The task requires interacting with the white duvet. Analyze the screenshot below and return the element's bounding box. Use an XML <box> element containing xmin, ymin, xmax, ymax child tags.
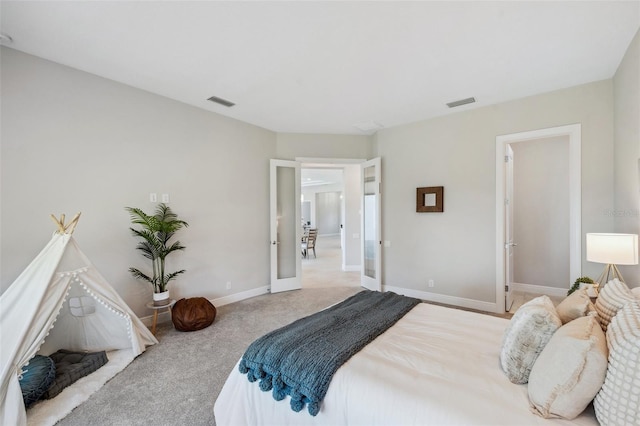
<box><xmin>214</xmin><ymin>303</ymin><xmax>598</xmax><ymax>426</ymax></box>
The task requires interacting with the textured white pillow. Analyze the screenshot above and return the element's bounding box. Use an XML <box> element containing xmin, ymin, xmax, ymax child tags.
<box><xmin>594</xmin><ymin>300</ymin><xmax>640</xmax><ymax>426</ymax></box>
<box><xmin>500</xmin><ymin>295</ymin><xmax>562</xmax><ymax>384</ymax></box>
<box><xmin>528</xmin><ymin>315</ymin><xmax>608</xmax><ymax>419</ymax></box>
<box><xmin>595</xmin><ymin>279</ymin><xmax>635</xmax><ymax>331</ymax></box>
<box><xmin>631</xmin><ymin>286</ymin><xmax>640</xmax><ymax>299</ymax></box>
<box><xmin>556</xmin><ymin>287</ymin><xmax>596</xmax><ymax>324</ymax></box>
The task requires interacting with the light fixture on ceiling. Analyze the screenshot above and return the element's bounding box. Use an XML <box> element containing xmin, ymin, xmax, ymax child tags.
<box><xmin>353</xmin><ymin>120</ymin><xmax>383</xmax><ymax>133</ymax></box>
<box><xmin>446</xmin><ymin>97</ymin><xmax>476</xmax><ymax>108</ymax></box>
<box><xmin>207</xmin><ymin>95</ymin><xmax>235</xmax><ymax>107</ymax></box>
<box><xmin>0</xmin><ymin>33</ymin><xmax>13</xmax><ymax>44</ymax></box>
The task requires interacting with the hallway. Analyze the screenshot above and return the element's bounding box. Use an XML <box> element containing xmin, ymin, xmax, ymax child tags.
<box><xmin>302</xmin><ymin>235</ymin><xmax>360</xmax><ymax>288</ymax></box>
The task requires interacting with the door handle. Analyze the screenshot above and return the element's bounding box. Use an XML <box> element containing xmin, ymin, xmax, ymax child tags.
<box><xmin>272</xmin><ymin>241</ymin><xmax>280</xmax><ymax>245</ymax></box>
<box><xmin>504</xmin><ymin>242</ymin><xmax>518</xmax><ymax>249</ymax></box>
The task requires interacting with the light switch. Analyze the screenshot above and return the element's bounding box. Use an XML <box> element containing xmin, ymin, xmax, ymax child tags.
<box><xmin>161</xmin><ymin>194</ymin><xmax>170</xmax><ymax>203</ymax></box>
<box><xmin>149</xmin><ymin>193</ymin><xmax>157</xmax><ymax>202</ymax></box>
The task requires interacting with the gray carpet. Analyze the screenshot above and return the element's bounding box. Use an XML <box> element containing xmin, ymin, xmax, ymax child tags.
<box><xmin>56</xmin><ymin>286</ymin><xmax>362</xmax><ymax>426</ymax></box>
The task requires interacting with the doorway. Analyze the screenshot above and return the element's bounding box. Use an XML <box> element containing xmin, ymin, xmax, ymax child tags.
<box><xmin>496</xmin><ymin>124</ymin><xmax>581</xmax><ymax>313</ymax></box>
<box><xmin>299</xmin><ymin>160</ymin><xmax>363</xmax><ymax>289</ymax></box>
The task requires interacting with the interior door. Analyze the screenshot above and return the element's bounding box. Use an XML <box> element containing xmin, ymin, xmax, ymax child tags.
<box><xmin>361</xmin><ymin>158</ymin><xmax>381</xmax><ymax>291</ymax></box>
<box><xmin>505</xmin><ymin>145</ymin><xmax>515</xmax><ymax>311</ymax></box>
<box><xmin>270</xmin><ymin>159</ymin><xmax>302</xmax><ymax>293</ymax></box>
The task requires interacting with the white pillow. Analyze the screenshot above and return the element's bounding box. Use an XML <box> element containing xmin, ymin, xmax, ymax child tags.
<box><xmin>528</xmin><ymin>315</ymin><xmax>608</xmax><ymax>419</ymax></box>
<box><xmin>556</xmin><ymin>287</ymin><xmax>596</xmax><ymax>324</ymax></box>
<box><xmin>594</xmin><ymin>300</ymin><xmax>640</xmax><ymax>426</ymax></box>
<box><xmin>631</xmin><ymin>286</ymin><xmax>640</xmax><ymax>299</ymax></box>
<box><xmin>595</xmin><ymin>279</ymin><xmax>635</xmax><ymax>331</ymax></box>
<box><xmin>500</xmin><ymin>295</ymin><xmax>562</xmax><ymax>384</ymax></box>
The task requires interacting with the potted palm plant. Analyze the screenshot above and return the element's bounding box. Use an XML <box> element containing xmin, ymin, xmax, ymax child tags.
<box><xmin>126</xmin><ymin>203</ymin><xmax>189</xmax><ymax>306</ymax></box>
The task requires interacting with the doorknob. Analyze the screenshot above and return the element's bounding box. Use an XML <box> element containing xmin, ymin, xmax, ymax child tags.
<box><xmin>504</xmin><ymin>242</ymin><xmax>518</xmax><ymax>249</ymax></box>
<box><xmin>272</xmin><ymin>241</ymin><xmax>280</xmax><ymax>245</ymax></box>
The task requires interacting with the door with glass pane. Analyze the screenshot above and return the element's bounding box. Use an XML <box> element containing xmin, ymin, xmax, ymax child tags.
<box><xmin>361</xmin><ymin>158</ymin><xmax>381</xmax><ymax>291</ymax></box>
<box><xmin>270</xmin><ymin>159</ymin><xmax>302</xmax><ymax>293</ymax></box>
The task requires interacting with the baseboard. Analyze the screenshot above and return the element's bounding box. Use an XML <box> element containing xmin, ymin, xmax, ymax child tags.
<box><xmin>211</xmin><ymin>286</ymin><xmax>270</xmax><ymax>307</ymax></box>
<box><xmin>342</xmin><ymin>264</ymin><xmax>360</xmax><ymax>272</ymax></box>
<box><xmin>140</xmin><ymin>286</ymin><xmax>270</xmax><ymax>326</ymax></box>
<box><xmin>512</xmin><ymin>282</ymin><xmax>568</xmax><ymax>298</ymax></box>
<box><xmin>383</xmin><ymin>285</ymin><xmax>500</xmax><ymax>314</ymax></box>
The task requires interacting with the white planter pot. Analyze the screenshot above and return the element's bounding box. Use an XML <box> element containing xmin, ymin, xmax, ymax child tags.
<box><xmin>153</xmin><ymin>290</ymin><xmax>170</xmax><ymax>306</ymax></box>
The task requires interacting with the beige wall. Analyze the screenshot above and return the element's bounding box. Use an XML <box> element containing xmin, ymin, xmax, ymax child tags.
<box><xmin>375</xmin><ymin>80</ymin><xmax>614</xmax><ymax>303</ymax></box>
<box><xmin>512</xmin><ymin>136</ymin><xmax>570</xmax><ymax>288</ymax></box>
<box><xmin>276</xmin><ymin>133</ymin><xmax>371</xmax><ymax>160</ymax></box>
<box><xmin>613</xmin><ymin>29</ymin><xmax>640</xmax><ymax>287</ymax></box>
<box><xmin>0</xmin><ymin>47</ymin><xmax>277</xmax><ymax>316</ymax></box>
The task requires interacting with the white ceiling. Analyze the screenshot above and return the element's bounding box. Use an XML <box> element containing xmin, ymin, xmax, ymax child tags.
<box><xmin>1</xmin><ymin>1</ymin><xmax>639</xmax><ymax>135</ymax></box>
<box><xmin>301</xmin><ymin>168</ymin><xmax>344</xmax><ymax>188</ymax></box>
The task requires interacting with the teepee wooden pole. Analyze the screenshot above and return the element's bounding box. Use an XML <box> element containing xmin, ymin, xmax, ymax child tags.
<box><xmin>50</xmin><ymin>214</ymin><xmax>66</xmax><ymax>233</ymax></box>
<box><xmin>50</xmin><ymin>212</ymin><xmax>82</xmax><ymax>234</ymax></box>
<box><xmin>65</xmin><ymin>212</ymin><xmax>81</xmax><ymax>234</ymax></box>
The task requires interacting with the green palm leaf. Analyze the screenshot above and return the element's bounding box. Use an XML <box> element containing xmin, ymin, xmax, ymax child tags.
<box><xmin>125</xmin><ymin>203</ymin><xmax>188</xmax><ymax>293</ymax></box>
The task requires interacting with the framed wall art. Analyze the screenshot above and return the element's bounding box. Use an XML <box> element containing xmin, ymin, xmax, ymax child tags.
<box><xmin>416</xmin><ymin>186</ymin><xmax>444</xmax><ymax>213</ymax></box>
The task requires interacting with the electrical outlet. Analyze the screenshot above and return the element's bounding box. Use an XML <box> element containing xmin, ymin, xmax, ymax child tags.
<box><xmin>161</xmin><ymin>193</ymin><xmax>170</xmax><ymax>203</ymax></box>
<box><xmin>226</xmin><ymin>281</ymin><xmax>231</xmax><ymax>290</ymax></box>
<box><xmin>428</xmin><ymin>279</ymin><xmax>435</xmax><ymax>288</ymax></box>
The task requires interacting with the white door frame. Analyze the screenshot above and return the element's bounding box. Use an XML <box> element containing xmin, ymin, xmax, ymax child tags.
<box><xmin>495</xmin><ymin>124</ymin><xmax>581</xmax><ymax>313</ymax></box>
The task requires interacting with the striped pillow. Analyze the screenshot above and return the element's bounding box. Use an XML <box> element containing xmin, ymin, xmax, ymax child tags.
<box><xmin>595</xmin><ymin>279</ymin><xmax>635</xmax><ymax>331</ymax></box>
<box><xmin>594</xmin><ymin>300</ymin><xmax>640</xmax><ymax>426</ymax></box>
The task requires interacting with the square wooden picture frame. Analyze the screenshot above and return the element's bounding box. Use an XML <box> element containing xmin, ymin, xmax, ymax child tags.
<box><xmin>416</xmin><ymin>186</ymin><xmax>444</xmax><ymax>212</ymax></box>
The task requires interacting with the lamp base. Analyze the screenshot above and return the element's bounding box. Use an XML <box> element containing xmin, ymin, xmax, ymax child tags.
<box><xmin>594</xmin><ymin>264</ymin><xmax>626</xmax><ymax>295</ymax></box>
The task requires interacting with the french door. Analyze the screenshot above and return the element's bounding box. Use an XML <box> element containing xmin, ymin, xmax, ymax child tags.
<box><xmin>269</xmin><ymin>159</ymin><xmax>302</xmax><ymax>293</ymax></box>
<box><xmin>361</xmin><ymin>158</ymin><xmax>381</xmax><ymax>291</ymax></box>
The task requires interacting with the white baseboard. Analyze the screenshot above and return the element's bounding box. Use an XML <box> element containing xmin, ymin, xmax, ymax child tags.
<box><xmin>384</xmin><ymin>285</ymin><xmax>500</xmax><ymax>314</ymax></box>
<box><xmin>512</xmin><ymin>282</ymin><xmax>568</xmax><ymax>298</ymax></box>
<box><xmin>140</xmin><ymin>286</ymin><xmax>270</xmax><ymax>326</ymax></box>
<box><xmin>211</xmin><ymin>286</ymin><xmax>270</xmax><ymax>307</ymax></box>
<box><xmin>342</xmin><ymin>264</ymin><xmax>360</xmax><ymax>272</ymax></box>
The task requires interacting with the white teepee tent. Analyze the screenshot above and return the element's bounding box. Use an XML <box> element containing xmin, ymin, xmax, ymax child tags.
<box><xmin>0</xmin><ymin>214</ymin><xmax>158</xmax><ymax>425</ymax></box>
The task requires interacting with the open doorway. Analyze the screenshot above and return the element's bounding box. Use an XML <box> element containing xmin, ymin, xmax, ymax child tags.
<box><xmin>300</xmin><ymin>163</ymin><xmax>362</xmax><ymax>289</ymax></box>
<box><xmin>496</xmin><ymin>124</ymin><xmax>581</xmax><ymax>313</ymax></box>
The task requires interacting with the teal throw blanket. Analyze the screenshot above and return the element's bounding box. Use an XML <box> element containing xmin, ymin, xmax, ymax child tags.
<box><xmin>238</xmin><ymin>290</ymin><xmax>421</xmax><ymax>416</ymax></box>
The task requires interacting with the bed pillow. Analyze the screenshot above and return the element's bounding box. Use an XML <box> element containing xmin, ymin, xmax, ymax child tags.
<box><xmin>594</xmin><ymin>300</ymin><xmax>640</xmax><ymax>426</ymax></box>
<box><xmin>555</xmin><ymin>287</ymin><xmax>596</xmax><ymax>324</ymax></box>
<box><xmin>18</xmin><ymin>355</ymin><xmax>56</xmax><ymax>407</ymax></box>
<box><xmin>500</xmin><ymin>295</ymin><xmax>562</xmax><ymax>384</ymax></box>
<box><xmin>631</xmin><ymin>286</ymin><xmax>640</xmax><ymax>299</ymax></box>
<box><xmin>528</xmin><ymin>315</ymin><xmax>607</xmax><ymax>419</ymax></box>
<box><xmin>595</xmin><ymin>278</ymin><xmax>635</xmax><ymax>331</ymax></box>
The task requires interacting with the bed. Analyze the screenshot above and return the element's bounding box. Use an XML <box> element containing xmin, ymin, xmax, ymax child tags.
<box><xmin>214</xmin><ymin>296</ymin><xmax>599</xmax><ymax>426</ymax></box>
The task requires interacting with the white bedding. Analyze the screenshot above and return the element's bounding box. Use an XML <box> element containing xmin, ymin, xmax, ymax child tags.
<box><xmin>214</xmin><ymin>303</ymin><xmax>598</xmax><ymax>425</ymax></box>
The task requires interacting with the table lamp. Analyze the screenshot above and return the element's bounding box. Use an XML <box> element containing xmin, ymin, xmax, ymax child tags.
<box><xmin>586</xmin><ymin>233</ymin><xmax>638</xmax><ymax>290</ymax></box>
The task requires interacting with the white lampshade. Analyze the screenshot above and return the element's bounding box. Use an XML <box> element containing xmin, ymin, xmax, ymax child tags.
<box><xmin>586</xmin><ymin>233</ymin><xmax>639</xmax><ymax>265</ymax></box>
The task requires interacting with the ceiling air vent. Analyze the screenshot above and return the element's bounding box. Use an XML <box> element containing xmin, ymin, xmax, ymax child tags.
<box><xmin>446</xmin><ymin>97</ymin><xmax>476</xmax><ymax>108</ymax></box>
<box><xmin>207</xmin><ymin>95</ymin><xmax>235</xmax><ymax>107</ymax></box>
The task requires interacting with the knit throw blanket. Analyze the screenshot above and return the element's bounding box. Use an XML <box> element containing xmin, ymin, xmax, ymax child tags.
<box><xmin>238</xmin><ymin>290</ymin><xmax>421</xmax><ymax>416</ymax></box>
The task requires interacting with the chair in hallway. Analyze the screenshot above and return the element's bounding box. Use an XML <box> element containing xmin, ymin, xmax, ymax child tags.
<box><xmin>301</xmin><ymin>228</ymin><xmax>318</xmax><ymax>258</ymax></box>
